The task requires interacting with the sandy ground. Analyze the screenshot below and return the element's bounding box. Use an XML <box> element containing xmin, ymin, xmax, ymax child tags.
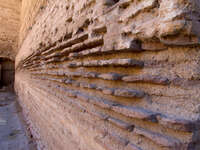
<box><xmin>0</xmin><ymin>91</ymin><xmax>36</xmax><ymax>150</ymax></box>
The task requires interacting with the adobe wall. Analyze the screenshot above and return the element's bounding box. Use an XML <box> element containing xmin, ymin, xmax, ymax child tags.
<box><xmin>15</xmin><ymin>0</ymin><xmax>200</xmax><ymax>150</ymax></box>
<box><xmin>0</xmin><ymin>0</ymin><xmax>21</xmax><ymax>60</ymax></box>
<box><xmin>19</xmin><ymin>0</ymin><xmax>47</xmax><ymax>46</ymax></box>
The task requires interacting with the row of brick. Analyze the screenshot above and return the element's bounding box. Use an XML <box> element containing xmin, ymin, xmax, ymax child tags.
<box><xmin>30</xmin><ymin>78</ymin><xmax>184</xmax><ymax>149</ymax></box>
<box><xmin>31</xmin><ymin>75</ymin><xmax>199</xmax><ymax>133</ymax></box>
<box><xmin>31</xmin><ymin>69</ymin><xmax>170</xmax><ymax>85</ymax></box>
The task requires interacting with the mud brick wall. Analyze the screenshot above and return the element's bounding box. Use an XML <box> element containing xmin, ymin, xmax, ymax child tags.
<box><xmin>15</xmin><ymin>0</ymin><xmax>200</xmax><ymax>150</ymax></box>
<box><xmin>0</xmin><ymin>0</ymin><xmax>21</xmax><ymax>59</ymax></box>
<box><xmin>19</xmin><ymin>0</ymin><xmax>47</xmax><ymax>46</ymax></box>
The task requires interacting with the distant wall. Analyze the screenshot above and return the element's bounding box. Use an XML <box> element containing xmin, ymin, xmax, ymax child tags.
<box><xmin>0</xmin><ymin>0</ymin><xmax>21</xmax><ymax>59</ymax></box>
<box><xmin>19</xmin><ymin>0</ymin><xmax>46</xmax><ymax>46</ymax></box>
<box><xmin>0</xmin><ymin>58</ymin><xmax>15</xmax><ymax>86</ymax></box>
<box><xmin>16</xmin><ymin>0</ymin><xmax>200</xmax><ymax>150</ymax></box>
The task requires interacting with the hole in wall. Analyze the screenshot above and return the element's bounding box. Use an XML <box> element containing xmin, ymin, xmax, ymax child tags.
<box><xmin>104</xmin><ymin>0</ymin><xmax>120</xmax><ymax>6</ymax></box>
<box><xmin>113</xmin><ymin>0</ymin><xmax>120</xmax><ymax>3</ymax></box>
<box><xmin>0</xmin><ymin>58</ymin><xmax>15</xmax><ymax>90</ymax></box>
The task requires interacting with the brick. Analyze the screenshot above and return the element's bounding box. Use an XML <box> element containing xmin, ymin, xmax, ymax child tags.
<box><xmin>68</xmin><ymin>59</ymin><xmax>144</xmax><ymax>68</ymax></box>
<box><xmin>102</xmin><ymin>88</ymin><xmax>115</xmax><ymax>95</ymax></box>
<box><xmin>107</xmin><ymin>133</ymin><xmax>129</xmax><ymax>147</ymax></box>
<box><xmin>116</xmin><ymin>39</ymin><xmax>142</xmax><ymax>52</ymax></box>
<box><xmin>92</xmin><ymin>25</ymin><xmax>107</xmax><ymax>34</ymax></box>
<box><xmin>83</xmin><ymin>36</ymin><xmax>104</xmax><ymax>48</ymax></box>
<box><xmin>98</xmin><ymin>73</ymin><xmax>123</xmax><ymax>80</ymax></box>
<box><xmin>122</xmin><ymin>75</ymin><xmax>170</xmax><ymax>85</ymax></box>
<box><xmin>77</xmin><ymin>93</ymin><xmax>90</xmax><ymax>102</ymax></box>
<box><xmin>157</xmin><ymin>115</ymin><xmax>197</xmax><ymax>132</ymax></box>
<box><xmin>124</xmin><ymin>143</ymin><xmax>143</xmax><ymax>150</ymax></box>
<box><xmin>108</xmin><ymin>117</ymin><xmax>134</xmax><ymax>131</ymax></box>
<box><xmin>90</xmin><ymin>111</ymin><xmax>109</xmax><ymax>120</ymax></box>
<box><xmin>83</xmin><ymin>72</ymin><xmax>99</xmax><ymax>78</ymax></box>
<box><xmin>119</xmin><ymin>0</ymin><xmax>157</xmax><ymax>22</ymax></box>
<box><xmin>113</xmin><ymin>88</ymin><xmax>145</xmax><ymax>98</ymax></box>
<box><xmin>90</xmin><ymin>97</ymin><xmax>119</xmax><ymax>109</ymax></box>
<box><xmin>133</xmin><ymin>127</ymin><xmax>181</xmax><ymax>148</ymax></box>
<box><xmin>112</xmin><ymin>105</ymin><xmax>157</xmax><ymax>121</ymax></box>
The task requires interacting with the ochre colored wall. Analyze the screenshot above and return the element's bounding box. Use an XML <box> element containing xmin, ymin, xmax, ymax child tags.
<box><xmin>19</xmin><ymin>0</ymin><xmax>47</xmax><ymax>46</ymax></box>
<box><xmin>15</xmin><ymin>0</ymin><xmax>200</xmax><ymax>150</ymax></box>
<box><xmin>0</xmin><ymin>0</ymin><xmax>21</xmax><ymax>59</ymax></box>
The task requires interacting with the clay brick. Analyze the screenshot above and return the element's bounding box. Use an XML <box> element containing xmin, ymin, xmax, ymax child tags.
<box><xmin>64</xmin><ymin>79</ymin><xmax>75</xmax><ymax>85</ymax></box>
<box><xmin>94</xmin><ymin>136</ymin><xmax>112</xmax><ymax>150</ymax></box>
<box><xmin>83</xmin><ymin>60</ymin><xmax>98</xmax><ymax>67</ymax></box>
<box><xmin>116</xmin><ymin>39</ymin><xmax>142</xmax><ymax>52</ymax></box>
<box><xmin>68</xmin><ymin>59</ymin><xmax>144</xmax><ymax>68</ymax></box>
<box><xmin>64</xmin><ymin>71</ymin><xmax>82</xmax><ymax>77</ymax></box>
<box><xmin>68</xmin><ymin>62</ymin><xmax>82</xmax><ymax>67</ymax></box>
<box><xmin>90</xmin><ymin>111</ymin><xmax>109</xmax><ymax>120</ymax></box>
<box><xmin>48</xmin><ymin>71</ymin><xmax>57</xmax><ymax>76</ymax></box>
<box><xmin>79</xmin><ymin>50</ymin><xmax>90</xmax><ymax>56</ymax></box>
<box><xmin>119</xmin><ymin>0</ymin><xmax>132</xmax><ymax>8</ymax></box>
<box><xmin>102</xmin><ymin>88</ymin><xmax>115</xmax><ymax>95</ymax></box>
<box><xmin>90</xmin><ymin>97</ymin><xmax>119</xmax><ymax>109</ymax></box>
<box><xmin>95</xmin><ymin>86</ymin><xmax>105</xmax><ymax>91</ymax></box>
<box><xmin>80</xmin><ymin>82</ymin><xmax>97</xmax><ymax>89</ymax></box>
<box><xmin>157</xmin><ymin>115</ymin><xmax>197</xmax><ymax>132</ymax></box>
<box><xmin>124</xmin><ymin>143</ymin><xmax>143</xmax><ymax>150</ymax></box>
<box><xmin>141</xmin><ymin>41</ymin><xmax>167</xmax><ymax>51</ymax></box>
<box><xmin>62</xmin><ymin>37</ymin><xmax>103</xmax><ymax>54</ymax></box>
<box><xmin>107</xmin><ymin>133</ymin><xmax>129</xmax><ymax>147</ymax></box>
<box><xmin>89</xmin><ymin>47</ymin><xmax>102</xmax><ymax>54</ymax></box>
<box><xmin>108</xmin><ymin>117</ymin><xmax>134</xmax><ymax>131</ymax></box>
<box><xmin>68</xmin><ymin>52</ymin><xmax>79</xmax><ymax>58</ymax></box>
<box><xmin>70</xmin><ymin>47</ymin><xmax>102</xmax><ymax>59</ymax></box>
<box><xmin>119</xmin><ymin>0</ymin><xmax>157</xmax><ymax>22</ymax></box>
<box><xmin>95</xmin><ymin>132</ymin><xmax>129</xmax><ymax>150</ymax></box>
<box><xmin>60</xmin><ymin>88</ymin><xmax>77</xmax><ymax>98</ymax></box>
<box><xmin>113</xmin><ymin>88</ymin><xmax>145</xmax><ymax>98</ymax></box>
<box><xmin>59</xmin><ymin>32</ymin><xmax>89</xmax><ymax>50</ymax></box>
<box><xmin>71</xmin><ymin>81</ymin><xmax>80</xmax><ymax>87</ymax></box>
<box><xmin>65</xmin><ymin>90</ymin><xmax>78</xmax><ymax>98</ymax></box>
<box><xmin>57</xmin><ymin>70</ymin><xmax>65</xmax><ymax>76</ymax></box>
<box><xmin>112</xmin><ymin>105</ymin><xmax>157</xmax><ymax>121</ymax></box>
<box><xmin>83</xmin><ymin>36</ymin><xmax>104</xmax><ymax>48</ymax></box>
<box><xmin>133</xmin><ymin>127</ymin><xmax>181</xmax><ymax>148</ymax></box>
<box><xmin>122</xmin><ymin>75</ymin><xmax>170</xmax><ymax>85</ymax></box>
<box><xmin>83</xmin><ymin>72</ymin><xmax>99</xmax><ymax>78</ymax></box>
<box><xmin>100</xmin><ymin>59</ymin><xmax>144</xmax><ymax>67</ymax></box>
<box><xmin>70</xmin><ymin>42</ymin><xmax>85</xmax><ymax>52</ymax></box>
<box><xmin>77</xmin><ymin>93</ymin><xmax>90</xmax><ymax>102</ymax></box>
<box><xmin>103</xmin><ymin>0</ymin><xmax>116</xmax><ymax>6</ymax></box>
<box><xmin>45</xmin><ymin>52</ymin><xmax>62</xmax><ymax>59</ymax></box>
<box><xmin>92</xmin><ymin>25</ymin><xmax>107</xmax><ymax>34</ymax></box>
<box><xmin>98</xmin><ymin>73</ymin><xmax>123</xmax><ymax>80</ymax></box>
<box><xmin>46</xmin><ymin>57</ymin><xmax>60</xmax><ymax>63</ymax></box>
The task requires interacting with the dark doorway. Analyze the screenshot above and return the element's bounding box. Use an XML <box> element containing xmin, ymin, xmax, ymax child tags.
<box><xmin>0</xmin><ymin>58</ymin><xmax>15</xmax><ymax>88</ymax></box>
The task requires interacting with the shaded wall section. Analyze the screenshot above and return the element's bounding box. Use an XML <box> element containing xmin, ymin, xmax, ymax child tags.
<box><xmin>16</xmin><ymin>0</ymin><xmax>200</xmax><ymax>150</ymax></box>
<box><xmin>0</xmin><ymin>58</ymin><xmax>15</xmax><ymax>86</ymax></box>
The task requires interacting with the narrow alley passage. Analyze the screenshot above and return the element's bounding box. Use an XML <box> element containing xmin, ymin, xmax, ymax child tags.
<box><xmin>0</xmin><ymin>90</ymin><xmax>36</xmax><ymax>150</ymax></box>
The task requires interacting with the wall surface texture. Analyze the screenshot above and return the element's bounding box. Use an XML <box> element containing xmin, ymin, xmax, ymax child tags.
<box><xmin>15</xmin><ymin>0</ymin><xmax>200</xmax><ymax>150</ymax></box>
<box><xmin>0</xmin><ymin>0</ymin><xmax>21</xmax><ymax>60</ymax></box>
<box><xmin>19</xmin><ymin>0</ymin><xmax>46</xmax><ymax>46</ymax></box>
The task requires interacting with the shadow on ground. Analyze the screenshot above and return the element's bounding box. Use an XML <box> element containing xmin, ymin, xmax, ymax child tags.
<box><xmin>0</xmin><ymin>89</ymin><xmax>36</xmax><ymax>150</ymax></box>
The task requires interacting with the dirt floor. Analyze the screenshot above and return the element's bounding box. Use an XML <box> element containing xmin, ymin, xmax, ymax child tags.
<box><xmin>0</xmin><ymin>90</ymin><xmax>36</xmax><ymax>150</ymax></box>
